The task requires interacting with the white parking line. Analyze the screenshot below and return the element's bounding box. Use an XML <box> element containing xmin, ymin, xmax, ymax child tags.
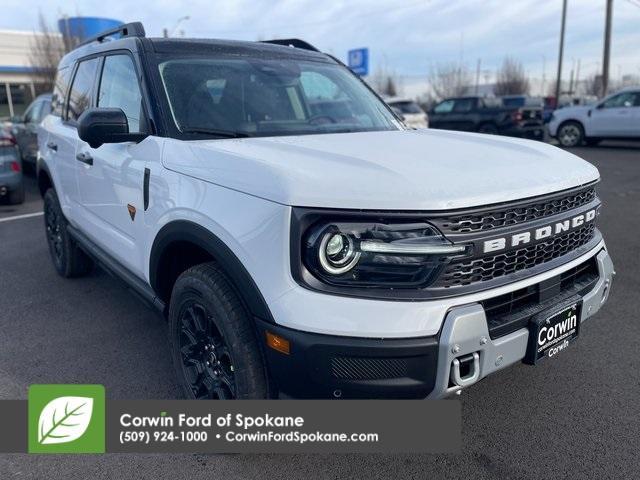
<box><xmin>0</xmin><ymin>211</ymin><xmax>44</xmax><ymax>223</ymax></box>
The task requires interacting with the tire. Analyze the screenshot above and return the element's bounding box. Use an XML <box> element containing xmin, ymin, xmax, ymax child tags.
<box><xmin>557</xmin><ymin>121</ymin><xmax>584</xmax><ymax>147</ymax></box>
<box><xmin>43</xmin><ymin>188</ymin><xmax>93</xmax><ymax>278</ymax></box>
<box><xmin>585</xmin><ymin>138</ymin><xmax>601</xmax><ymax>147</ymax></box>
<box><xmin>169</xmin><ymin>262</ymin><xmax>268</xmax><ymax>400</ymax></box>
<box><xmin>477</xmin><ymin>123</ymin><xmax>499</xmax><ymax>135</ymax></box>
<box><xmin>8</xmin><ymin>184</ymin><xmax>25</xmax><ymax>205</ymax></box>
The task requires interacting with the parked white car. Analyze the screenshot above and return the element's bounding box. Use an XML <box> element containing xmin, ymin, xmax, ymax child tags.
<box><xmin>549</xmin><ymin>87</ymin><xmax>640</xmax><ymax>147</ymax></box>
<box><xmin>386</xmin><ymin>97</ymin><xmax>429</xmax><ymax>129</ymax></box>
<box><xmin>38</xmin><ymin>22</ymin><xmax>613</xmax><ymax>400</ymax></box>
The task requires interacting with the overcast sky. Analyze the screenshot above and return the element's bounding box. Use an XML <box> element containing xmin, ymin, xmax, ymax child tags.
<box><xmin>2</xmin><ymin>0</ymin><xmax>639</xmax><ymax>80</ymax></box>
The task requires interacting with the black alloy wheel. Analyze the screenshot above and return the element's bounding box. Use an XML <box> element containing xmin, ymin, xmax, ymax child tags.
<box><xmin>177</xmin><ymin>301</ymin><xmax>237</xmax><ymax>399</ymax></box>
<box><xmin>44</xmin><ymin>195</ymin><xmax>64</xmax><ymax>270</ymax></box>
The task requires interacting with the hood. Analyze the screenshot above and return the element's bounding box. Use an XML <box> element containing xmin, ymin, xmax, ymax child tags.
<box><xmin>162</xmin><ymin>129</ymin><xmax>599</xmax><ymax>211</ymax></box>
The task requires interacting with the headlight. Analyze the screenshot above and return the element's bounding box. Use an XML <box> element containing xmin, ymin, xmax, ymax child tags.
<box><xmin>318</xmin><ymin>232</ymin><xmax>361</xmax><ymax>274</ymax></box>
<box><xmin>301</xmin><ymin>220</ymin><xmax>468</xmax><ymax>288</ymax></box>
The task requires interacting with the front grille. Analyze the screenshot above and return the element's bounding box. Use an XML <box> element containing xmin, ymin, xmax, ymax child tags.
<box><xmin>330</xmin><ymin>357</ymin><xmax>408</xmax><ymax>380</ymax></box>
<box><xmin>481</xmin><ymin>256</ymin><xmax>600</xmax><ymax>339</ymax></box>
<box><xmin>434</xmin><ymin>223</ymin><xmax>596</xmax><ymax>288</ymax></box>
<box><xmin>436</xmin><ymin>186</ymin><xmax>596</xmax><ymax>233</ymax></box>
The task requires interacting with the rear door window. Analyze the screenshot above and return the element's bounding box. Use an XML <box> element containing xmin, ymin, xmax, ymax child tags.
<box><xmin>452</xmin><ymin>98</ymin><xmax>475</xmax><ymax>113</ymax></box>
<box><xmin>66</xmin><ymin>57</ymin><xmax>99</xmax><ymax>122</ymax></box>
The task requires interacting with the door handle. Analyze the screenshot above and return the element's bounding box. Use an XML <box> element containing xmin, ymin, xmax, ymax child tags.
<box><xmin>46</xmin><ymin>141</ymin><xmax>57</xmax><ymax>152</ymax></box>
<box><xmin>76</xmin><ymin>152</ymin><xmax>93</xmax><ymax>165</ymax></box>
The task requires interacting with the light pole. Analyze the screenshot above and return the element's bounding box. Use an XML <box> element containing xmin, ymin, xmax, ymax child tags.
<box><xmin>169</xmin><ymin>16</ymin><xmax>190</xmax><ymax>37</ymax></box>
<box><xmin>555</xmin><ymin>0</ymin><xmax>568</xmax><ymax>107</ymax></box>
<box><xmin>601</xmin><ymin>0</ymin><xmax>613</xmax><ymax>96</ymax></box>
<box><xmin>541</xmin><ymin>55</ymin><xmax>546</xmax><ymax>96</ymax></box>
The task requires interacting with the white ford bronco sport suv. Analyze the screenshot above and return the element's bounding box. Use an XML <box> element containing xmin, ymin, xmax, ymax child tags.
<box><xmin>38</xmin><ymin>23</ymin><xmax>614</xmax><ymax>400</ymax></box>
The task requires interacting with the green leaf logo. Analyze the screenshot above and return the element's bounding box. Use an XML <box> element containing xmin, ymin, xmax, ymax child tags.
<box><xmin>37</xmin><ymin>396</ymin><xmax>94</xmax><ymax>445</ymax></box>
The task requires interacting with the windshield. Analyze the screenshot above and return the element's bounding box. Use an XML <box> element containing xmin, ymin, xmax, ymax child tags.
<box><xmin>158</xmin><ymin>56</ymin><xmax>400</xmax><ymax>138</ymax></box>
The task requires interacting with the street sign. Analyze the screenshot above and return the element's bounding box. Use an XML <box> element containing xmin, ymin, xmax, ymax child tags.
<box><xmin>348</xmin><ymin>48</ymin><xmax>369</xmax><ymax>76</ymax></box>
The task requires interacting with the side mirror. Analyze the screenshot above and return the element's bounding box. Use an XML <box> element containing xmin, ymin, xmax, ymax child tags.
<box><xmin>77</xmin><ymin>108</ymin><xmax>147</xmax><ymax>149</ymax></box>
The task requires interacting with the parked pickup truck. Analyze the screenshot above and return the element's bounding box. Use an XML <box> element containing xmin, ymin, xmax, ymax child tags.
<box><xmin>429</xmin><ymin>96</ymin><xmax>544</xmax><ymax>139</ymax></box>
<box><xmin>38</xmin><ymin>22</ymin><xmax>613</xmax><ymax>400</ymax></box>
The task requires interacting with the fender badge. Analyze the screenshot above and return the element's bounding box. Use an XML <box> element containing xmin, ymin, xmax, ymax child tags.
<box><xmin>127</xmin><ymin>204</ymin><xmax>136</xmax><ymax>221</ymax></box>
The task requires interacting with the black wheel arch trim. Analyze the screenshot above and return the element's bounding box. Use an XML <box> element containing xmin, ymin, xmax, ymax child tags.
<box><xmin>557</xmin><ymin>119</ymin><xmax>585</xmax><ymax>132</ymax></box>
<box><xmin>149</xmin><ymin>220</ymin><xmax>275</xmax><ymax>323</ymax></box>
<box><xmin>67</xmin><ymin>224</ymin><xmax>166</xmax><ymax>313</ymax></box>
<box><xmin>36</xmin><ymin>159</ymin><xmax>54</xmax><ymax>197</ymax></box>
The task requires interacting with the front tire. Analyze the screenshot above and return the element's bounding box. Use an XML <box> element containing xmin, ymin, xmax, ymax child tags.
<box><xmin>557</xmin><ymin>121</ymin><xmax>584</xmax><ymax>147</ymax></box>
<box><xmin>43</xmin><ymin>189</ymin><xmax>93</xmax><ymax>277</ymax></box>
<box><xmin>169</xmin><ymin>263</ymin><xmax>268</xmax><ymax>400</ymax></box>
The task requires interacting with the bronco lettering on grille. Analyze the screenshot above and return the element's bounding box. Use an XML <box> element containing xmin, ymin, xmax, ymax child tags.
<box><xmin>483</xmin><ymin>209</ymin><xmax>597</xmax><ymax>253</ymax></box>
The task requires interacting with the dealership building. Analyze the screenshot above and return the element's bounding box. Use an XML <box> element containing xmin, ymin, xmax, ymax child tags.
<box><xmin>0</xmin><ymin>16</ymin><xmax>122</xmax><ymax>118</ymax></box>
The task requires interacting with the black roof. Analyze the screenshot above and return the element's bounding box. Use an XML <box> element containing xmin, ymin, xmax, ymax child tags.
<box><xmin>58</xmin><ymin>25</ymin><xmax>329</xmax><ymax>69</ymax></box>
<box><xmin>147</xmin><ymin>37</ymin><xmax>328</xmax><ymax>61</ymax></box>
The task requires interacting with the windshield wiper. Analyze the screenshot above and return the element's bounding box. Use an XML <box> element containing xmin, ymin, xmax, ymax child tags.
<box><xmin>180</xmin><ymin>127</ymin><xmax>251</xmax><ymax>138</ymax></box>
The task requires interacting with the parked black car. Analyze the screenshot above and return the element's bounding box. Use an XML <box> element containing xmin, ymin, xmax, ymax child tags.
<box><xmin>429</xmin><ymin>96</ymin><xmax>544</xmax><ymax>139</ymax></box>
<box><xmin>11</xmin><ymin>93</ymin><xmax>51</xmax><ymax>171</ymax></box>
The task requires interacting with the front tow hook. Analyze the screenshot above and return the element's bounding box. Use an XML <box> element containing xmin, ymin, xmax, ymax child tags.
<box><xmin>450</xmin><ymin>352</ymin><xmax>480</xmax><ymax>387</ymax></box>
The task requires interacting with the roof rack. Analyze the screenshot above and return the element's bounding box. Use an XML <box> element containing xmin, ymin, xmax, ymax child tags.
<box><xmin>261</xmin><ymin>38</ymin><xmax>319</xmax><ymax>52</ymax></box>
<box><xmin>75</xmin><ymin>22</ymin><xmax>146</xmax><ymax>49</ymax></box>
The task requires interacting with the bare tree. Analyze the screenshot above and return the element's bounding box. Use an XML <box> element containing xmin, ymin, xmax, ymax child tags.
<box><xmin>369</xmin><ymin>66</ymin><xmax>401</xmax><ymax>98</ymax></box>
<box><xmin>494</xmin><ymin>57</ymin><xmax>530</xmax><ymax>96</ymax></box>
<box><xmin>428</xmin><ymin>63</ymin><xmax>471</xmax><ymax>100</ymax></box>
<box><xmin>417</xmin><ymin>92</ymin><xmax>438</xmax><ymax>112</ymax></box>
<box><xmin>382</xmin><ymin>76</ymin><xmax>398</xmax><ymax>97</ymax></box>
<box><xmin>29</xmin><ymin>13</ymin><xmax>70</xmax><ymax>91</ymax></box>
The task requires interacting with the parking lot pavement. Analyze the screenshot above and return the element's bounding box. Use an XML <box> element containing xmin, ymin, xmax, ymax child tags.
<box><xmin>1</xmin><ymin>143</ymin><xmax>639</xmax><ymax>479</ymax></box>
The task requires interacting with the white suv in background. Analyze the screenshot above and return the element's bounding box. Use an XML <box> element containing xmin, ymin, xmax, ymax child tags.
<box><xmin>385</xmin><ymin>97</ymin><xmax>429</xmax><ymax>129</ymax></box>
<box><xmin>37</xmin><ymin>23</ymin><xmax>613</xmax><ymax>401</ymax></box>
<box><xmin>549</xmin><ymin>87</ymin><xmax>640</xmax><ymax>147</ymax></box>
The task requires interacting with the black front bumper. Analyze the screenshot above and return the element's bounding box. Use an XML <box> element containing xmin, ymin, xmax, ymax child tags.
<box><xmin>255</xmin><ymin>319</ymin><xmax>439</xmax><ymax>399</ymax></box>
<box><xmin>501</xmin><ymin>124</ymin><xmax>545</xmax><ymax>139</ymax></box>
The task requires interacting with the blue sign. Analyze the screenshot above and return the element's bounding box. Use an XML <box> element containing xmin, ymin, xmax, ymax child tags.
<box><xmin>348</xmin><ymin>48</ymin><xmax>369</xmax><ymax>76</ymax></box>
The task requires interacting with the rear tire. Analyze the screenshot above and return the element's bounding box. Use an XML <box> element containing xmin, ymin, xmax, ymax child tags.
<box><xmin>169</xmin><ymin>262</ymin><xmax>268</xmax><ymax>400</ymax></box>
<box><xmin>557</xmin><ymin>121</ymin><xmax>584</xmax><ymax>147</ymax></box>
<box><xmin>43</xmin><ymin>188</ymin><xmax>93</xmax><ymax>278</ymax></box>
<box><xmin>8</xmin><ymin>184</ymin><xmax>24</xmax><ymax>205</ymax></box>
